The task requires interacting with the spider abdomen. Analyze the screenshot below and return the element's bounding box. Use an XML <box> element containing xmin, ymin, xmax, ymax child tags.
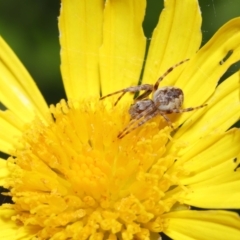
<box><xmin>153</xmin><ymin>86</ymin><xmax>184</xmax><ymax>111</ymax></box>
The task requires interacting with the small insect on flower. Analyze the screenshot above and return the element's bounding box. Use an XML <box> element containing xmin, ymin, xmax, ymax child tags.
<box><xmin>100</xmin><ymin>59</ymin><xmax>207</xmax><ymax>138</ymax></box>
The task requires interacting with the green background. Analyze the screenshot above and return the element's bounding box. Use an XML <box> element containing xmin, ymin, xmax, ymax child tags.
<box><xmin>0</xmin><ymin>0</ymin><xmax>239</xmax><ymax>105</ymax></box>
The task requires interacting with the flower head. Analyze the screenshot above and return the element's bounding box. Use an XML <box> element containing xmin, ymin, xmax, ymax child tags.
<box><xmin>1</xmin><ymin>0</ymin><xmax>240</xmax><ymax>240</ymax></box>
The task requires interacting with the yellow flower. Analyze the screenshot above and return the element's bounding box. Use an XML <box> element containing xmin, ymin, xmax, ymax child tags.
<box><xmin>0</xmin><ymin>0</ymin><xmax>240</xmax><ymax>239</ymax></box>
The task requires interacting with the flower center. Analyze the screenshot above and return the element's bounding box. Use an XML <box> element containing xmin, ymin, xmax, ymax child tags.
<box><xmin>3</xmin><ymin>99</ymin><xmax>188</xmax><ymax>239</ymax></box>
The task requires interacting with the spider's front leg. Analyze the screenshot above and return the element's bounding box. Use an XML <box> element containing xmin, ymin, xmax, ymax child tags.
<box><xmin>100</xmin><ymin>84</ymin><xmax>153</xmax><ymax>106</ymax></box>
<box><xmin>159</xmin><ymin>112</ymin><xmax>174</xmax><ymax>129</ymax></box>
<box><xmin>118</xmin><ymin>102</ymin><xmax>157</xmax><ymax>138</ymax></box>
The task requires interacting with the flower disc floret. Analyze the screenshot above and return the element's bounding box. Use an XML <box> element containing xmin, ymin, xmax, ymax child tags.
<box><xmin>2</xmin><ymin>99</ymin><xmax>188</xmax><ymax>239</ymax></box>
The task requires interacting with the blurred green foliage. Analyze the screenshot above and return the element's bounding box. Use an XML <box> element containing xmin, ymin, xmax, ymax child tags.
<box><xmin>0</xmin><ymin>0</ymin><xmax>239</xmax><ymax>104</ymax></box>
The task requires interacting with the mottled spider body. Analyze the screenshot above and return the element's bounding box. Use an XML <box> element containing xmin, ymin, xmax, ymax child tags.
<box><xmin>100</xmin><ymin>59</ymin><xmax>207</xmax><ymax>138</ymax></box>
<box><xmin>129</xmin><ymin>87</ymin><xmax>183</xmax><ymax>118</ymax></box>
<box><xmin>153</xmin><ymin>86</ymin><xmax>183</xmax><ymax>112</ymax></box>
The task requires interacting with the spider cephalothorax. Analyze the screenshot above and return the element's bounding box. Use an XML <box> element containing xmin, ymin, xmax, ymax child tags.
<box><xmin>100</xmin><ymin>59</ymin><xmax>207</xmax><ymax>138</ymax></box>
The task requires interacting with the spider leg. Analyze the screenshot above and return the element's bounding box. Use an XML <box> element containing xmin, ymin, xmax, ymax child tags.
<box><xmin>166</xmin><ymin>103</ymin><xmax>208</xmax><ymax>114</ymax></box>
<box><xmin>118</xmin><ymin>105</ymin><xmax>158</xmax><ymax>139</ymax></box>
<box><xmin>113</xmin><ymin>92</ymin><xmax>127</xmax><ymax>106</ymax></box>
<box><xmin>100</xmin><ymin>84</ymin><xmax>153</xmax><ymax>106</ymax></box>
<box><xmin>134</xmin><ymin>89</ymin><xmax>153</xmax><ymax>101</ymax></box>
<box><xmin>159</xmin><ymin>112</ymin><xmax>174</xmax><ymax>128</ymax></box>
<box><xmin>153</xmin><ymin>59</ymin><xmax>189</xmax><ymax>91</ymax></box>
<box><xmin>100</xmin><ymin>89</ymin><xmax>127</xmax><ymax>101</ymax></box>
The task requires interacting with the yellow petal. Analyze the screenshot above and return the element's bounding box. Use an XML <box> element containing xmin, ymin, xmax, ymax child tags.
<box><xmin>0</xmin><ymin>158</ymin><xmax>9</xmax><ymax>185</ymax></box>
<box><xmin>0</xmin><ymin>111</ymin><xmax>23</xmax><ymax>154</ymax></box>
<box><xmin>59</xmin><ymin>0</ymin><xmax>104</xmax><ymax>99</ymax></box>
<box><xmin>175</xmin><ymin>17</ymin><xmax>240</xmax><ymax>116</ymax></box>
<box><xmin>0</xmin><ymin>209</ymin><xmax>35</xmax><ymax>240</ymax></box>
<box><xmin>178</xmin><ymin>129</ymin><xmax>240</xmax><ymax>172</ymax></box>
<box><xmin>172</xmin><ymin>129</ymin><xmax>240</xmax><ymax>208</ymax></box>
<box><xmin>163</xmin><ymin>210</ymin><xmax>240</xmax><ymax>240</ymax></box>
<box><xmin>142</xmin><ymin>0</ymin><xmax>201</xmax><ymax>85</ymax></box>
<box><xmin>172</xmin><ymin>71</ymin><xmax>240</xmax><ymax>145</ymax></box>
<box><xmin>183</xmin><ymin>169</ymin><xmax>240</xmax><ymax>208</ymax></box>
<box><xmin>100</xmin><ymin>0</ymin><xmax>146</xmax><ymax>95</ymax></box>
<box><xmin>0</xmin><ymin>37</ymin><xmax>49</xmax><ymax>123</ymax></box>
<box><xmin>0</xmin><ymin>138</ymin><xmax>13</xmax><ymax>156</ymax></box>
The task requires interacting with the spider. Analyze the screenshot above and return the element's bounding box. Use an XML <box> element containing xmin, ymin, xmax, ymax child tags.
<box><xmin>100</xmin><ymin>59</ymin><xmax>207</xmax><ymax>138</ymax></box>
